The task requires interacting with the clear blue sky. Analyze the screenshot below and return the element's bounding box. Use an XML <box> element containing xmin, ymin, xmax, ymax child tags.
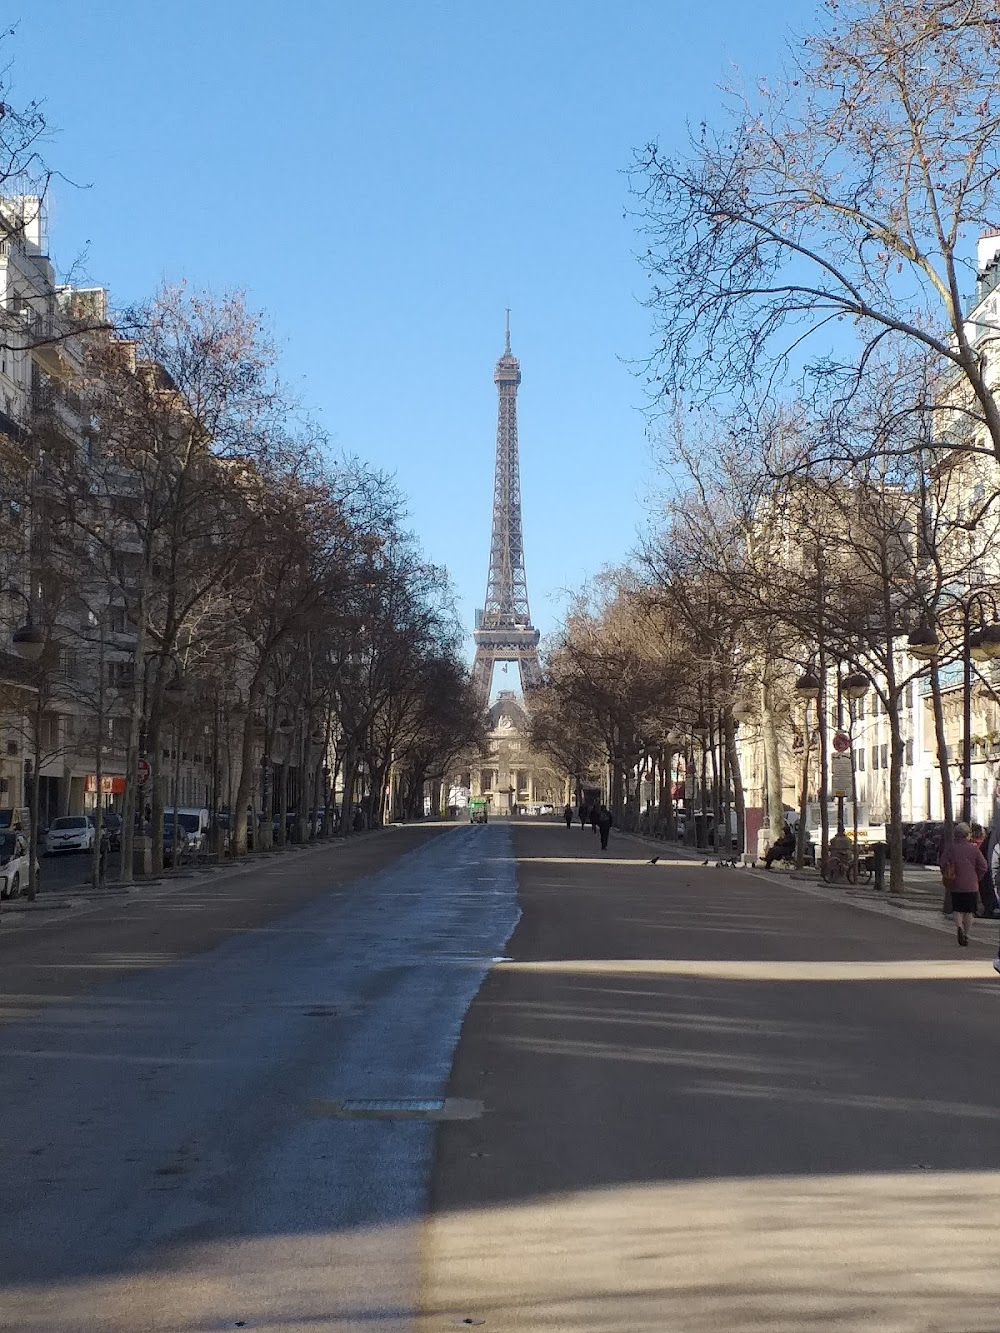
<box><xmin>12</xmin><ymin>0</ymin><xmax>815</xmax><ymax>658</ymax></box>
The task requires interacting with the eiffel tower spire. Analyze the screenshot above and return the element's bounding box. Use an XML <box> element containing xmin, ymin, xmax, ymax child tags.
<box><xmin>472</xmin><ymin>315</ymin><xmax>541</xmax><ymax>699</ymax></box>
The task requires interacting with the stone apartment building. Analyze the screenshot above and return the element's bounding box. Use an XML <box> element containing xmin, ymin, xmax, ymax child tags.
<box><xmin>736</xmin><ymin>231</ymin><xmax>1000</xmax><ymax>845</ymax></box>
<box><xmin>0</xmin><ymin>197</ymin><xmax>220</xmax><ymax>827</ymax></box>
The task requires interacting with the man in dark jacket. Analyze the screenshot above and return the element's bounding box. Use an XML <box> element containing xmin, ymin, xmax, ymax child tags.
<box><xmin>597</xmin><ymin>804</ymin><xmax>613</xmax><ymax>850</ymax></box>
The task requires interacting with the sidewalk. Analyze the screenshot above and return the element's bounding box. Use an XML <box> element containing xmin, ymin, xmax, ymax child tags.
<box><xmin>617</xmin><ymin>828</ymin><xmax>997</xmax><ymax>942</ymax></box>
<box><xmin>0</xmin><ymin>825</ymin><xmax>411</xmax><ymax>927</ymax></box>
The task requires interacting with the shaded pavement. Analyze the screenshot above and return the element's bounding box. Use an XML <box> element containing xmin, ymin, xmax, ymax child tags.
<box><xmin>0</xmin><ymin>822</ymin><xmax>518</xmax><ymax>1332</ymax></box>
<box><xmin>421</xmin><ymin>819</ymin><xmax>1000</xmax><ymax>1332</ymax></box>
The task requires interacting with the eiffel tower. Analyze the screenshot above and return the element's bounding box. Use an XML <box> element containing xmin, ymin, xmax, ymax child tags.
<box><xmin>472</xmin><ymin>313</ymin><xmax>542</xmax><ymax>700</ymax></box>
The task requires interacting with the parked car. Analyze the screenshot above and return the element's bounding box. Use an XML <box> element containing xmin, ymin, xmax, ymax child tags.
<box><xmin>0</xmin><ymin>830</ymin><xmax>34</xmax><ymax>898</ymax></box>
<box><xmin>271</xmin><ymin>811</ymin><xmax>299</xmax><ymax>840</ymax></box>
<box><xmin>45</xmin><ymin>815</ymin><xmax>95</xmax><ymax>855</ymax></box>
<box><xmin>906</xmin><ymin>821</ymin><xmax>922</xmax><ymax>863</ymax></box>
<box><xmin>910</xmin><ymin>819</ymin><xmax>946</xmax><ymax>865</ymax></box>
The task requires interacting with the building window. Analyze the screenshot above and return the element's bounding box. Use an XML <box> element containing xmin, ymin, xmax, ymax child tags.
<box><xmin>881</xmin><ymin>743</ymin><xmax>888</xmax><ymax>769</ymax></box>
<box><xmin>905</xmin><ymin>739</ymin><xmax>913</xmax><ymax>766</ymax></box>
<box><xmin>904</xmin><ymin>683</ymin><xmax>913</xmax><ymax>709</ymax></box>
<box><xmin>871</xmin><ymin>746</ymin><xmax>879</xmax><ymax>770</ymax></box>
<box><xmin>106</xmin><ymin>661</ymin><xmax>134</xmax><ymax>688</ymax></box>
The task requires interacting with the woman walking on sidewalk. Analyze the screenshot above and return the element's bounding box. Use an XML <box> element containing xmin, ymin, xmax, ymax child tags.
<box><xmin>939</xmin><ymin>822</ymin><xmax>987</xmax><ymax>947</ymax></box>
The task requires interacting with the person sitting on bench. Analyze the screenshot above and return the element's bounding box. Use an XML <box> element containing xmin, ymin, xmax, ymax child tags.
<box><xmin>764</xmin><ymin>822</ymin><xmax>796</xmax><ymax>869</ymax></box>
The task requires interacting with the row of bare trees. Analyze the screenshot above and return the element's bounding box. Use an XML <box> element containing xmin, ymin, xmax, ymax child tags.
<box><xmin>535</xmin><ymin>1</ymin><xmax>1000</xmax><ymax>893</ymax></box>
<box><xmin>16</xmin><ymin>286</ymin><xmax>482</xmax><ymax>882</ymax></box>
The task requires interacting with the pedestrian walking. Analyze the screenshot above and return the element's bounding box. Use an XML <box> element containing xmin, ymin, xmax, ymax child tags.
<box><xmin>597</xmin><ymin>804</ymin><xmax>613</xmax><ymax>851</ymax></box>
<box><xmin>939</xmin><ymin>821</ymin><xmax>987</xmax><ymax>947</ymax></box>
<box><xmin>971</xmin><ymin>824</ymin><xmax>998</xmax><ymax>917</ymax></box>
<box><xmin>563</xmin><ymin>803</ymin><xmax>573</xmax><ymax>829</ymax></box>
<box><xmin>589</xmin><ymin>805</ymin><xmax>599</xmax><ymax>835</ymax></box>
<box><xmin>578</xmin><ymin>805</ymin><xmax>587</xmax><ymax>830</ymax></box>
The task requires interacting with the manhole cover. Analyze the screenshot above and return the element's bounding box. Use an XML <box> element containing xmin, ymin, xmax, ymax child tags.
<box><xmin>343</xmin><ymin>1098</ymin><xmax>445</xmax><ymax>1115</ymax></box>
<box><xmin>305</xmin><ymin>1097</ymin><xmax>483</xmax><ymax>1121</ymax></box>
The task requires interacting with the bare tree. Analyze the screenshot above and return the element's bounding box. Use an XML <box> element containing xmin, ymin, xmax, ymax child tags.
<box><xmin>633</xmin><ymin>0</ymin><xmax>1000</xmax><ymax>462</ymax></box>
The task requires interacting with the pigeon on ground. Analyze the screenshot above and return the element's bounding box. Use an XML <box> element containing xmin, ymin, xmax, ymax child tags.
<box><xmin>648</xmin><ymin>856</ymin><xmax>659</xmax><ymax>865</ymax></box>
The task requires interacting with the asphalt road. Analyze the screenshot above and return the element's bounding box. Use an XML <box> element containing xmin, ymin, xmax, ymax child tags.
<box><xmin>421</xmin><ymin>821</ymin><xmax>1000</xmax><ymax>1333</ymax></box>
<box><xmin>0</xmin><ymin>821</ymin><xmax>520</xmax><ymax>1333</ymax></box>
<box><xmin>5</xmin><ymin>818</ymin><xmax>1000</xmax><ymax>1332</ymax></box>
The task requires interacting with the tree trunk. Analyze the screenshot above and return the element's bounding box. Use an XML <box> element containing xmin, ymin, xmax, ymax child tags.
<box><xmin>724</xmin><ymin>711</ymin><xmax>746</xmax><ymax>856</ymax></box>
<box><xmin>817</xmin><ymin>674</ymin><xmax>830</xmax><ymax>877</ymax></box>
<box><xmin>708</xmin><ymin>715</ymin><xmax>722</xmax><ymax>853</ymax></box>
<box><xmin>120</xmin><ymin>592</ymin><xmax>149</xmax><ymax>884</ymax></box>
<box><xmin>340</xmin><ymin>746</ymin><xmax>358</xmax><ymax>836</ymax></box>
<box><xmin>796</xmin><ymin>711</ymin><xmax>812</xmax><ymax>869</ymax></box>
<box><xmin>147</xmin><ymin>693</ymin><xmax>166</xmax><ymax>874</ymax></box>
<box><xmin>760</xmin><ymin>677</ymin><xmax>785</xmax><ymax>845</ymax></box>
<box><xmin>277</xmin><ymin>759</ymin><xmax>288</xmax><ymax>847</ymax></box>
<box><xmin>887</xmin><ymin>690</ymin><xmax>906</xmax><ymax>894</ymax></box>
<box><xmin>26</xmin><ymin>690</ymin><xmax>43</xmax><ymax>900</ymax></box>
<box><xmin>232</xmin><ymin>685</ymin><xmax>262</xmax><ymax>856</ymax></box>
<box><xmin>297</xmin><ymin>724</ymin><xmax>311</xmax><ymax>843</ymax></box>
<box><xmin>930</xmin><ymin>661</ymin><xmax>953</xmax><ymax>833</ymax></box>
<box><xmin>169</xmin><ymin>719</ymin><xmax>182</xmax><ymax>869</ymax></box>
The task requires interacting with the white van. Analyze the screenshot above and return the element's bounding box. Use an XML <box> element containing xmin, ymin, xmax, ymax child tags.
<box><xmin>164</xmin><ymin>807</ymin><xmax>210</xmax><ymax>852</ymax></box>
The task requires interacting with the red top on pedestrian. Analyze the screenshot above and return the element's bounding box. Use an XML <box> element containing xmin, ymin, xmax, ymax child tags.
<box><xmin>939</xmin><ymin>832</ymin><xmax>987</xmax><ymax>895</ymax></box>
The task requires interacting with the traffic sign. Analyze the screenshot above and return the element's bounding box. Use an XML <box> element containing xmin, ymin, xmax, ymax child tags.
<box><xmin>830</xmin><ymin>753</ymin><xmax>853</xmax><ymax>797</ymax></box>
<box><xmin>832</xmin><ymin>731</ymin><xmax>851</xmax><ymax>754</ymax></box>
<box><xmin>136</xmin><ymin>757</ymin><xmax>152</xmax><ymax>787</ymax></box>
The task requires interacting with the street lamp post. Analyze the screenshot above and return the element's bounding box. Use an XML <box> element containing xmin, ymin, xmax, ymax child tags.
<box><xmin>826</xmin><ymin>667</ymin><xmax>869</xmax><ymax>884</ymax></box>
<box><xmin>692</xmin><ymin>707</ymin><xmax>709</xmax><ymax>849</ymax></box>
<box><xmin>794</xmin><ymin>669</ymin><xmax>820</xmax><ymax>868</ymax></box>
<box><xmin>13</xmin><ymin>614</ymin><xmax>49</xmax><ymax>902</ymax></box>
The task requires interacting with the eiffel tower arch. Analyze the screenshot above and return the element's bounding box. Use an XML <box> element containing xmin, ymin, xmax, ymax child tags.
<box><xmin>472</xmin><ymin>313</ymin><xmax>542</xmax><ymax>700</ymax></box>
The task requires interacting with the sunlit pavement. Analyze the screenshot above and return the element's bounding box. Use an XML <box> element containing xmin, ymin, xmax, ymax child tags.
<box><xmin>420</xmin><ymin>820</ymin><xmax>1000</xmax><ymax>1332</ymax></box>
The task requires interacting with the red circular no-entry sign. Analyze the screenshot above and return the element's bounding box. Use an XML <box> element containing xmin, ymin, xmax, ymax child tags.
<box><xmin>136</xmin><ymin>757</ymin><xmax>152</xmax><ymax>787</ymax></box>
<box><xmin>832</xmin><ymin>731</ymin><xmax>851</xmax><ymax>754</ymax></box>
